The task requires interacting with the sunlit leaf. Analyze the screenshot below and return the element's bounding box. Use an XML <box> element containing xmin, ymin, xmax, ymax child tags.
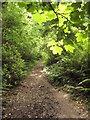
<box><xmin>50</xmin><ymin>46</ymin><xmax>53</xmax><ymax>50</ymax></box>
<box><xmin>58</xmin><ymin>40</ymin><xmax>63</xmax><ymax>46</ymax></box>
<box><xmin>45</xmin><ymin>11</ymin><xmax>56</xmax><ymax>20</ymax></box>
<box><xmin>76</xmin><ymin>32</ymin><xmax>86</xmax><ymax>42</ymax></box>
<box><xmin>47</xmin><ymin>40</ymin><xmax>56</xmax><ymax>47</ymax></box>
<box><xmin>64</xmin><ymin>27</ymin><xmax>71</xmax><ymax>34</ymax></box>
<box><xmin>33</xmin><ymin>13</ymin><xmax>46</xmax><ymax>24</ymax></box>
<box><xmin>58</xmin><ymin>3</ymin><xmax>67</xmax><ymax>13</ymax></box>
<box><xmin>59</xmin><ymin>17</ymin><xmax>66</xmax><ymax>27</ymax></box>
<box><xmin>50</xmin><ymin>46</ymin><xmax>63</xmax><ymax>55</ymax></box>
<box><xmin>64</xmin><ymin>45</ymin><xmax>75</xmax><ymax>53</ymax></box>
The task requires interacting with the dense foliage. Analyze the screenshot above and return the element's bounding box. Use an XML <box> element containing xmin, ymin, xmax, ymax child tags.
<box><xmin>2</xmin><ymin>3</ymin><xmax>42</xmax><ymax>88</ymax></box>
<box><xmin>2</xmin><ymin>1</ymin><xmax>90</xmax><ymax>106</ymax></box>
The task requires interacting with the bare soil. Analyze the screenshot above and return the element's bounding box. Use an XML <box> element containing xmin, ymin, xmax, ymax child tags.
<box><xmin>2</xmin><ymin>62</ymin><xmax>89</xmax><ymax>119</ymax></box>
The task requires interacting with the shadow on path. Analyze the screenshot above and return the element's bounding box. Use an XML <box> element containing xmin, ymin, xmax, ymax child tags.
<box><xmin>2</xmin><ymin>62</ymin><xmax>89</xmax><ymax>118</ymax></box>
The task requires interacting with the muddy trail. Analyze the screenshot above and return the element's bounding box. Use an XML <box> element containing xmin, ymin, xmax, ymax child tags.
<box><xmin>2</xmin><ymin>62</ymin><xmax>89</xmax><ymax>119</ymax></box>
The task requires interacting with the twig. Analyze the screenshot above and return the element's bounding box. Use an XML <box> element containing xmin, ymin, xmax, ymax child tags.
<box><xmin>49</xmin><ymin>2</ymin><xmax>80</xmax><ymax>30</ymax></box>
<box><xmin>57</xmin><ymin>12</ymin><xmax>79</xmax><ymax>29</ymax></box>
<box><xmin>49</xmin><ymin>2</ymin><xmax>59</xmax><ymax>20</ymax></box>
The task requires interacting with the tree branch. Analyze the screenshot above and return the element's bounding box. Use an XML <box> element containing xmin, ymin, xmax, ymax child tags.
<box><xmin>57</xmin><ymin>12</ymin><xmax>81</xmax><ymax>30</ymax></box>
<box><xmin>48</xmin><ymin>3</ymin><xmax>80</xmax><ymax>30</ymax></box>
<box><xmin>49</xmin><ymin>2</ymin><xmax>59</xmax><ymax>20</ymax></box>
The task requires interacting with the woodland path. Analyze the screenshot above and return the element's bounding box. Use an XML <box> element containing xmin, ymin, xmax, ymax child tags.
<box><xmin>2</xmin><ymin>62</ymin><xmax>89</xmax><ymax>119</ymax></box>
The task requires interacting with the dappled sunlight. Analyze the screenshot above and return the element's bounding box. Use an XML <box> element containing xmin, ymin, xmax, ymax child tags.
<box><xmin>2</xmin><ymin>1</ymin><xmax>89</xmax><ymax>119</ymax></box>
<box><xmin>63</xmin><ymin>94</ymin><xmax>69</xmax><ymax>99</ymax></box>
<box><xmin>30</xmin><ymin>73</ymin><xmax>38</xmax><ymax>77</ymax></box>
<box><xmin>38</xmin><ymin>75</ymin><xmax>42</xmax><ymax>78</ymax></box>
<box><xmin>40</xmin><ymin>70</ymin><xmax>44</xmax><ymax>73</ymax></box>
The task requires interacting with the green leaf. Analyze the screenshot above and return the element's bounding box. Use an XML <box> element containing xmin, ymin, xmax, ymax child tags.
<box><xmin>18</xmin><ymin>3</ymin><xmax>26</xmax><ymax>8</ymax></box>
<box><xmin>50</xmin><ymin>46</ymin><xmax>63</xmax><ymax>55</ymax></box>
<box><xmin>71</xmin><ymin>3</ymin><xmax>81</xmax><ymax>9</ymax></box>
<box><xmin>45</xmin><ymin>11</ymin><xmax>56</xmax><ymax>21</ymax></box>
<box><xmin>33</xmin><ymin>13</ymin><xmax>46</xmax><ymax>24</ymax></box>
<box><xmin>78</xmin><ymin>79</ymin><xmax>90</xmax><ymax>85</ymax></box>
<box><xmin>64</xmin><ymin>45</ymin><xmax>75</xmax><ymax>53</ymax></box>
<box><xmin>58</xmin><ymin>3</ymin><xmax>67</xmax><ymax>13</ymax></box>
<box><xmin>59</xmin><ymin>17</ymin><xmax>66</xmax><ymax>27</ymax></box>
<box><xmin>58</xmin><ymin>40</ymin><xmax>63</xmax><ymax>46</ymax></box>
<box><xmin>70</xmin><ymin>10</ymin><xmax>80</xmax><ymax>22</ymax></box>
<box><xmin>27</xmin><ymin>6</ymin><xmax>37</xmax><ymax>13</ymax></box>
<box><xmin>47</xmin><ymin>40</ymin><xmax>56</xmax><ymax>47</ymax></box>
<box><xmin>64</xmin><ymin>27</ymin><xmax>71</xmax><ymax>34</ymax></box>
<box><xmin>56</xmin><ymin>46</ymin><xmax>63</xmax><ymax>55</ymax></box>
<box><xmin>50</xmin><ymin>46</ymin><xmax>54</xmax><ymax>50</ymax></box>
<box><xmin>65</xmin><ymin>5</ymin><xmax>74</xmax><ymax>13</ymax></box>
<box><xmin>76</xmin><ymin>32</ymin><xmax>86</xmax><ymax>42</ymax></box>
<box><xmin>52</xmin><ymin>46</ymin><xmax>58</xmax><ymax>54</ymax></box>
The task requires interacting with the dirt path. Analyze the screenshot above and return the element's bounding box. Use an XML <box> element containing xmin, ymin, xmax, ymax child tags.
<box><xmin>2</xmin><ymin>62</ymin><xmax>89</xmax><ymax>119</ymax></box>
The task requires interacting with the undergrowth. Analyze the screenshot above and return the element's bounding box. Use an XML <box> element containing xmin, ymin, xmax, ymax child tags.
<box><xmin>44</xmin><ymin>45</ymin><xmax>90</xmax><ymax>110</ymax></box>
